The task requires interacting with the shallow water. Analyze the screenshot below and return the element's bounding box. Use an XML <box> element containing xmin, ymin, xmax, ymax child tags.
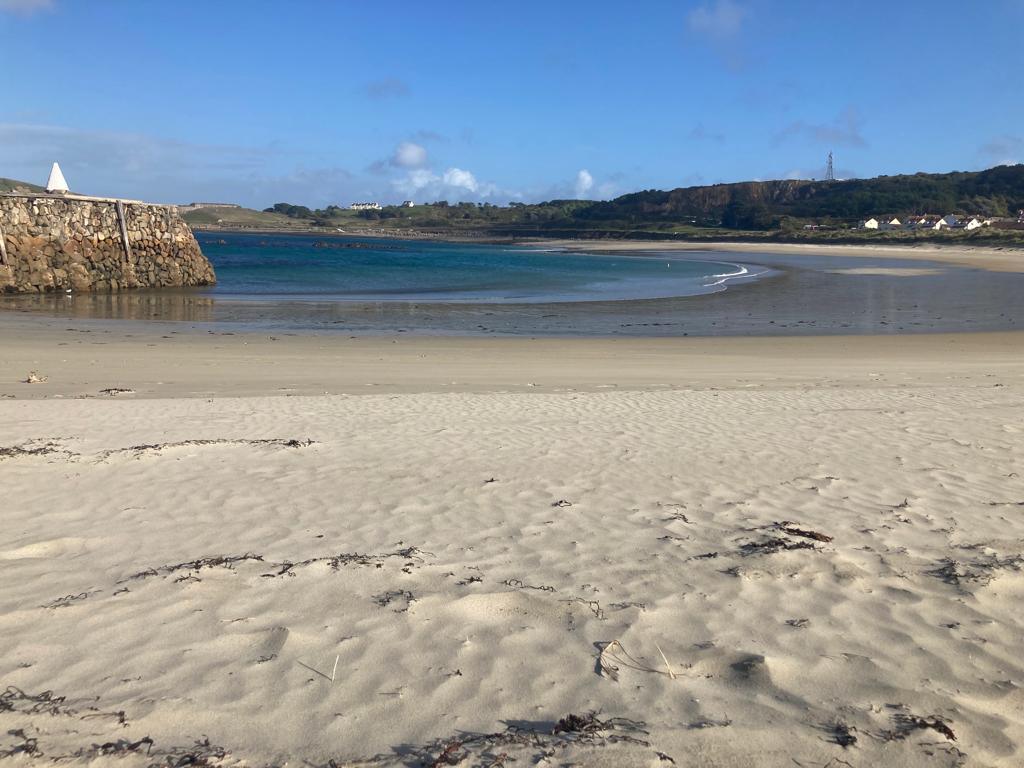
<box><xmin>2</xmin><ymin>235</ymin><xmax>1022</xmax><ymax>337</ymax></box>
<box><xmin>197</xmin><ymin>232</ymin><xmax>762</xmax><ymax>303</ymax></box>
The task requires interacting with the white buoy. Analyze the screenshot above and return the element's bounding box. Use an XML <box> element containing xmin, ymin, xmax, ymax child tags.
<box><xmin>45</xmin><ymin>162</ymin><xmax>69</xmax><ymax>194</ymax></box>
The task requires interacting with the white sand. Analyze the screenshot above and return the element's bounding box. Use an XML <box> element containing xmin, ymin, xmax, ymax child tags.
<box><xmin>1</xmin><ymin>328</ymin><xmax>1022</xmax><ymax>765</ymax></box>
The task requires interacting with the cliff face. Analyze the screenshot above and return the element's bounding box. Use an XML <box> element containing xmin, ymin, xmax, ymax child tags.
<box><xmin>0</xmin><ymin>195</ymin><xmax>215</xmax><ymax>293</ymax></box>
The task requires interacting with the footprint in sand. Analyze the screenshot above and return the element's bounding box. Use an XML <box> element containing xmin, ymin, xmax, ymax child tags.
<box><xmin>253</xmin><ymin>626</ymin><xmax>290</xmax><ymax>663</ymax></box>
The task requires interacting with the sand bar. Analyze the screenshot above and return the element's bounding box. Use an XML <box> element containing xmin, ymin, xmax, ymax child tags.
<box><xmin>539</xmin><ymin>238</ymin><xmax>1024</xmax><ymax>273</ymax></box>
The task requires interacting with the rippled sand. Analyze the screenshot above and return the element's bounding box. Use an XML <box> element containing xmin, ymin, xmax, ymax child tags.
<box><xmin>2</xmin><ymin>329</ymin><xmax>1023</xmax><ymax>766</ymax></box>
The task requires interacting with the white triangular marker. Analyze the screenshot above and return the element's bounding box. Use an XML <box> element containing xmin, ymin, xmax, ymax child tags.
<box><xmin>46</xmin><ymin>162</ymin><xmax>69</xmax><ymax>193</ymax></box>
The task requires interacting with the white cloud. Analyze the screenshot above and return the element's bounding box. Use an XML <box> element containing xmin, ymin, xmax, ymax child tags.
<box><xmin>390</xmin><ymin>141</ymin><xmax>428</xmax><ymax>169</ymax></box>
<box><xmin>687</xmin><ymin>0</ymin><xmax>746</xmax><ymax>41</ymax></box>
<box><xmin>443</xmin><ymin>167</ymin><xmax>479</xmax><ymax>193</ymax></box>
<box><xmin>394</xmin><ymin>168</ymin><xmax>439</xmax><ymax>193</ymax></box>
<box><xmin>392</xmin><ymin>166</ymin><xmax>501</xmax><ymax>200</ymax></box>
<box><xmin>574</xmin><ymin>169</ymin><xmax>594</xmax><ymax>198</ymax></box>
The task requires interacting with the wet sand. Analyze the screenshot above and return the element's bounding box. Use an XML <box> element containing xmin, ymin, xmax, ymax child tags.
<box><xmin>1</xmin><ymin>320</ymin><xmax>1023</xmax><ymax>399</ymax></box>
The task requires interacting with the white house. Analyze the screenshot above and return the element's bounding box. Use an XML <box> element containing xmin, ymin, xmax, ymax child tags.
<box><xmin>878</xmin><ymin>217</ymin><xmax>902</xmax><ymax>231</ymax></box>
<box><xmin>860</xmin><ymin>217</ymin><xmax>880</xmax><ymax>229</ymax></box>
<box><xmin>962</xmin><ymin>217</ymin><xmax>985</xmax><ymax>231</ymax></box>
<box><xmin>933</xmin><ymin>214</ymin><xmax>959</xmax><ymax>230</ymax></box>
<box><xmin>400</xmin><ymin>200</ymin><xmax>415</xmax><ymax>208</ymax></box>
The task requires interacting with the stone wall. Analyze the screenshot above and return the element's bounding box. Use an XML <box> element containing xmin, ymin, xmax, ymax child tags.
<box><xmin>0</xmin><ymin>195</ymin><xmax>216</xmax><ymax>293</ymax></box>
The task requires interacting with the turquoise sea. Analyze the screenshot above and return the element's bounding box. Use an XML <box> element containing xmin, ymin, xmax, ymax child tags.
<box><xmin>6</xmin><ymin>233</ymin><xmax>1021</xmax><ymax>337</ymax></box>
<box><xmin>196</xmin><ymin>232</ymin><xmax>762</xmax><ymax>303</ymax></box>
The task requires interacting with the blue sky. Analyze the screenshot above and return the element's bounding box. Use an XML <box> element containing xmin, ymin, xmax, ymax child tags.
<box><xmin>1</xmin><ymin>0</ymin><xmax>1021</xmax><ymax>207</ymax></box>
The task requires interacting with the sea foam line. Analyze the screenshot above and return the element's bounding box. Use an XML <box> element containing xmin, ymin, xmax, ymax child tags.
<box><xmin>704</xmin><ymin>262</ymin><xmax>769</xmax><ymax>287</ymax></box>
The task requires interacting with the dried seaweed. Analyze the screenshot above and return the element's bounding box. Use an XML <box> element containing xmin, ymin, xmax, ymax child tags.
<box><xmin>150</xmin><ymin>736</ymin><xmax>228</xmax><ymax>767</ymax></box>
<box><xmin>428</xmin><ymin>740</ymin><xmax>464</xmax><ymax>767</ymax></box>
<box><xmin>554</xmin><ymin>713</ymin><xmax>609</xmax><ymax>735</ymax></box>
<box><xmin>928</xmin><ymin>554</ymin><xmax>1024</xmax><ymax>589</ymax></box>
<box><xmin>502</xmin><ymin>578</ymin><xmax>555</xmax><ymax>593</ymax></box>
<box><xmin>0</xmin><ymin>687</ymin><xmax>75</xmax><ymax>717</ymax></box>
<box><xmin>123</xmin><ymin>553</ymin><xmax>265</xmax><ymax>582</ymax></box>
<box><xmin>827</xmin><ymin>721</ymin><xmax>858</xmax><ymax>748</ymax></box>
<box><xmin>886</xmin><ymin>713</ymin><xmax>956</xmax><ymax>742</ymax></box>
<box><xmin>374</xmin><ymin>590</ymin><xmax>415</xmax><ymax>611</ymax></box>
<box><xmin>688</xmin><ymin>718</ymin><xmax>732</xmax><ymax>729</ymax></box>
<box><xmin>566</xmin><ymin>597</ymin><xmax>605</xmax><ymax>619</ymax></box>
<box><xmin>42</xmin><ymin>591</ymin><xmax>98</xmax><ymax>609</ymax></box>
<box><xmin>265</xmin><ymin>546</ymin><xmax>429</xmax><ymax>578</ymax></box>
<box><xmin>407</xmin><ymin>713</ymin><xmax>653</xmax><ymax>768</ymax></box>
<box><xmin>0</xmin><ymin>441</ymin><xmax>65</xmax><ymax>460</ymax></box>
<box><xmin>1</xmin><ymin>728</ymin><xmax>41</xmax><ymax>758</ymax></box>
<box><xmin>661</xmin><ymin>512</ymin><xmax>692</xmax><ymax>524</ymax></box>
<box><xmin>97</xmin><ymin>438</ymin><xmax>315</xmax><ymax>460</ymax></box>
<box><xmin>739</xmin><ymin>537</ymin><xmax>816</xmax><ymax>556</ymax></box>
<box><xmin>80</xmin><ymin>736</ymin><xmax>154</xmax><ymax>758</ymax></box>
<box><xmin>691</xmin><ymin>551</ymin><xmax>719</xmax><ymax>560</ymax></box>
<box><xmin>778</xmin><ymin>523</ymin><xmax>833</xmax><ymax>542</ymax></box>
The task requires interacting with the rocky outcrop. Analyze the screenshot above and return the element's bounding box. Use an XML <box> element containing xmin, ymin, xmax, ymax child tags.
<box><xmin>0</xmin><ymin>195</ymin><xmax>215</xmax><ymax>293</ymax></box>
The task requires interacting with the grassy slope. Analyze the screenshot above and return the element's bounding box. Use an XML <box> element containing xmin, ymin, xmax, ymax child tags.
<box><xmin>0</xmin><ymin>177</ymin><xmax>46</xmax><ymax>193</ymax></box>
<box><xmin>183</xmin><ymin>206</ymin><xmax>313</xmax><ymax>229</ymax></box>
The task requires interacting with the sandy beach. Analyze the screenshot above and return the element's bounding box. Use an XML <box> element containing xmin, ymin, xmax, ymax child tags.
<box><xmin>5</xmin><ymin>0</ymin><xmax>1024</xmax><ymax>762</ymax></box>
<box><xmin>2</xmin><ymin>316</ymin><xmax>1023</xmax><ymax>766</ymax></box>
<box><xmin>539</xmin><ymin>239</ymin><xmax>1024</xmax><ymax>274</ymax></box>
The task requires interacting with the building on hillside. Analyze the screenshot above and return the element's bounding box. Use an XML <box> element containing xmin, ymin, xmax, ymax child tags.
<box><xmin>933</xmin><ymin>214</ymin><xmax>959</xmax><ymax>230</ymax></box>
<box><xmin>860</xmin><ymin>217</ymin><xmax>880</xmax><ymax>229</ymax></box>
<box><xmin>350</xmin><ymin>202</ymin><xmax>382</xmax><ymax>210</ymax></box>
<box><xmin>400</xmin><ymin>200</ymin><xmax>415</xmax><ymax>208</ymax></box>
<box><xmin>962</xmin><ymin>217</ymin><xmax>986</xmax><ymax>231</ymax></box>
<box><xmin>878</xmin><ymin>217</ymin><xmax>902</xmax><ymax>231</ymax></box>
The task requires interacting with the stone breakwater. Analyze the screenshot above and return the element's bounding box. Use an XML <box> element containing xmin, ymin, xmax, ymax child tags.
<box><xmin>0</xmin><ymin>194</ymin><xmax>215</xmax><ymax>293</ymax></box>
